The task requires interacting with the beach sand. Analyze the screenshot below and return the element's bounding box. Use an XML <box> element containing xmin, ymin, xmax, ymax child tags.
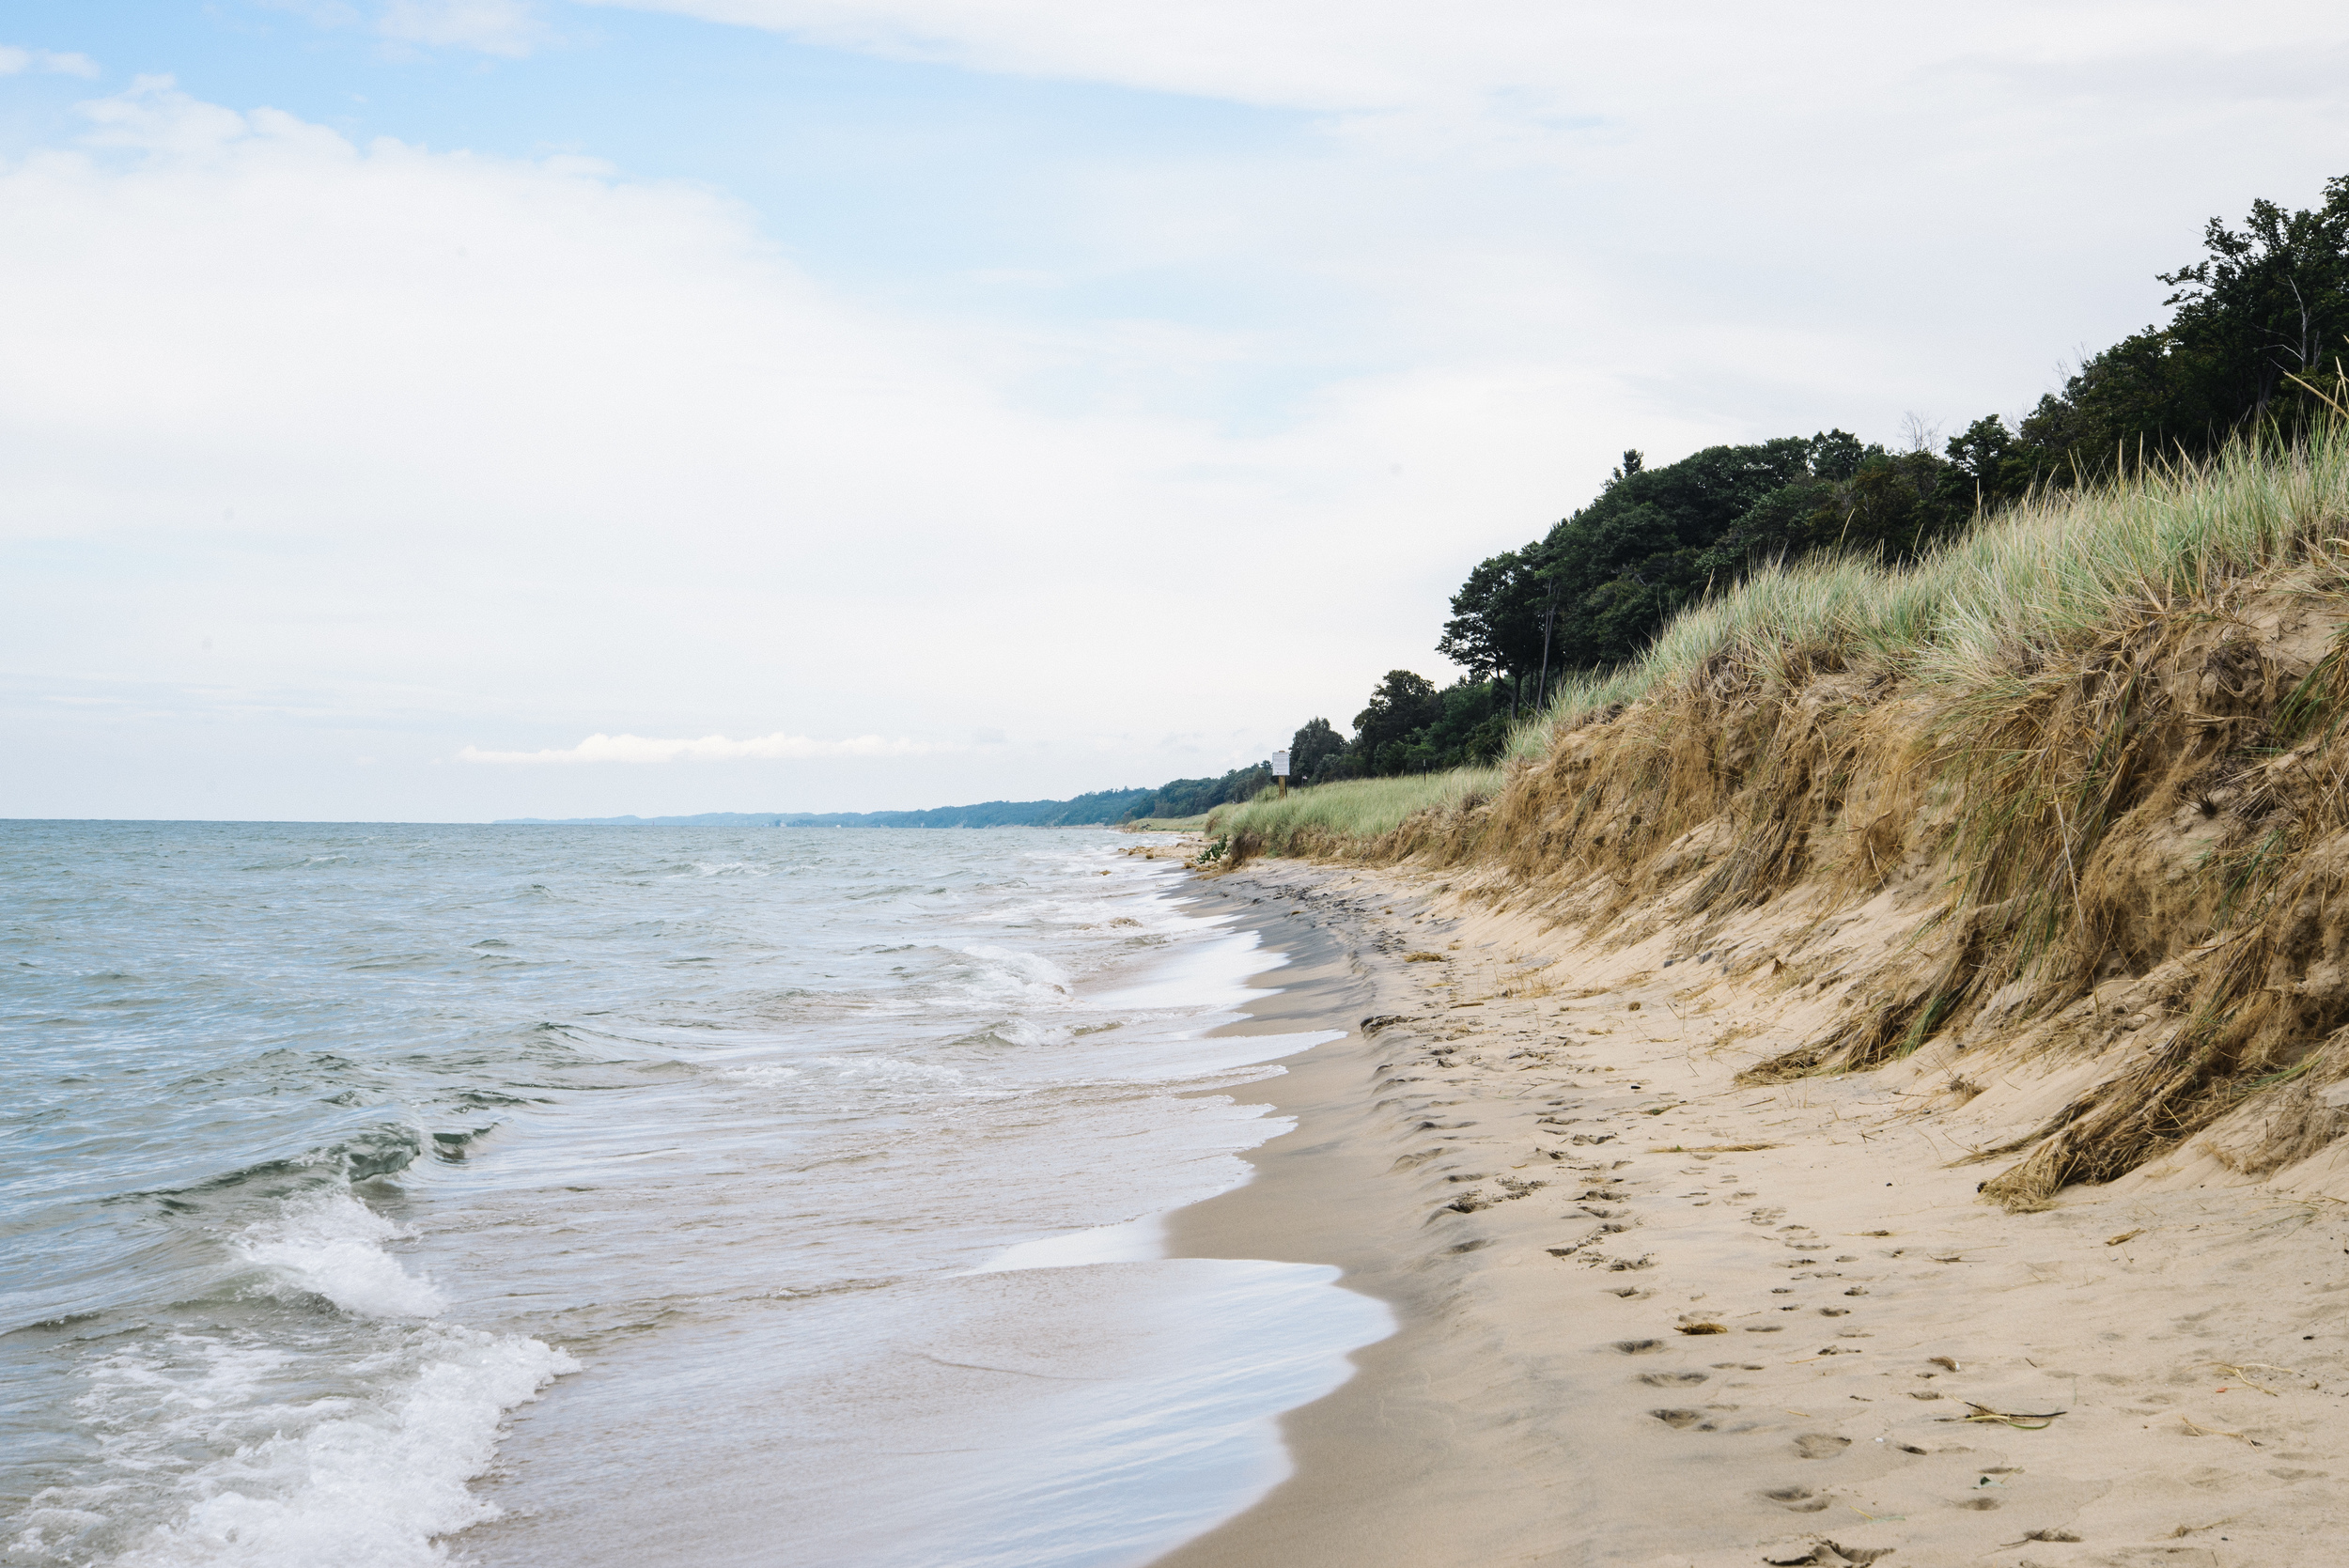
<box><xmin>1147</xmin><ymin>851</ymin><xmax>2349</xmax><ymax>1568</ymax></box>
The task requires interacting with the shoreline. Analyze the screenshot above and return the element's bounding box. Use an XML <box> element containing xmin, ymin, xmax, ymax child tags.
<box><xmin>1143</xmin><ymin>851</ymin><xmax>2349</xmax><ymax>1568</ymax></box>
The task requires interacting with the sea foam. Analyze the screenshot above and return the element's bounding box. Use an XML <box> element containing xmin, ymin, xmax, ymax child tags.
<box><xmin>103</xmin><ymin>1327</ymin><xmax>576</xmax><ymax>1568</ymax></box>
<box><xmin>236</xmin><ymin>1191</ymin><xmax>446</xmax><ymax>1320</ymax></box>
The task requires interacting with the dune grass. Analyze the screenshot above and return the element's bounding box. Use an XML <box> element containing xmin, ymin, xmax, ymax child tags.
<box><xmin>1215</xmin><ymin>427</ymin><xmax>2349</xmax><ymax>870</ymax></box>
<box><xmin>1465</xmin><ymin>423</ymin><xmax>2349</xmax><ymax>1205</ymax></box>
<box><xmin>1119</xmin><ymin>814</ymin><xmax>1210</xmax><ymax>831</ymax></box>
<box><xmin>1516</xmin><ymin>425</ymin><xmax>2349</xmax><ymax>752</ymax></box>
<box><xmin>1197</xmin><ymin>424</ymin><xmax>2349</xmax><ymax>1207</ymax></box>
<box><xmin>1206</xmin><ymin>768</ymin><xmax>1505</xmax><ymax>858</ymax></box>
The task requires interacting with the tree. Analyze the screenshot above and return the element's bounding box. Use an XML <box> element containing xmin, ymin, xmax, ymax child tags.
<box><xmin>1983</xmin><ymin>178</ymin><xmax>2349</xmax><ymax>491</ymax></box>
<box><xmin>1350</xmin><ymin>671</ymin><xmax>1443</xmax><ymax>774</ymax></box>
<box><xmin>1288</xmin><ymin>717</ymin><xmax>1345</xmax><ymax>783</ymax></box>
<box><xmin>1402</xmin><ymin>175</ymin><xmax>2349</xmax><ymax>732</ymax></box>
<box><xmin>1945</xmin><ymin>413</ymin><xmax>2046</xmax><ymax>509</ymax></box>
<box><xmin>1436</xmin><ymin>542</ymin><xmax>1550</xmax><ymax>688</ymax></box>
<box><xmin>1125</xmin><ymin>764</ymin><xmax>1272</xmax><ymax>819</ymax></box>
<box><xmin>1439</xmin><ymin>431</ymin><xmax>1978</xmax><ymax>700</ymax></box>
<box><xmin>1536</xmin><ymin>437</ymin><xmax>1815</xmax><ymax>668</ymax></box>
<box><xmin>2161</xmin><ymin>179</ymin><xmax>2349</xmax><ymax>423</ymax></box>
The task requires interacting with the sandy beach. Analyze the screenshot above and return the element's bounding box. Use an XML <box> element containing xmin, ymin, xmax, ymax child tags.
<box><xmin>1143</xmin><ymin>846</ymin><xmax>2349</xmax><ymax>1568</ymax></box>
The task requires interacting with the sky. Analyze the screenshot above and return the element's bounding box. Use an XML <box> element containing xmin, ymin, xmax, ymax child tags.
<box><xmin>8</xmin><ymin>3</ymin><xmax>2349</xmax><ymax>821</ymax></box>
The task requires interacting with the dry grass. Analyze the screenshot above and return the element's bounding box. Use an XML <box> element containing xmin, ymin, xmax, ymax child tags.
<box><xmin>1221</xmin><ymin>426</ymin><xmax>2349</xmax><ymax>1205</ymax></box>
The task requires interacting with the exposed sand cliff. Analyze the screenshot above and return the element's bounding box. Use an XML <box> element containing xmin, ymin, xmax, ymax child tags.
<box><xmin>1226</xmin><ymin>567</ymin><xmax>2349</xmax><ymax>1214</ymax></box>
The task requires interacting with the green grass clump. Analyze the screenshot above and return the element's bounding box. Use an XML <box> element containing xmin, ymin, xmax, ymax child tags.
<box><xmin>1517</xmin><ymin>426</ymin><xmax>2349</xmax><ymax>749</ymax></box>
<box><xmin>1207</xmin><ymin>769</ymin><xmax>1503</xmax><ymax>857</ymax></box>
<box><xmin>1119</xmin><ymin>815</ymin><xmax>1210</xmax><ymax>831</ymax></box>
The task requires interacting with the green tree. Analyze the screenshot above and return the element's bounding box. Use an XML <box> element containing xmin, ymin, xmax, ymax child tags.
<box><xmin>1537</xmin><ymin>437</ymin><xmax>1814</xmax><ymax>668</ymax></box>
<box><xmin>2161</xmin><ymin>179</ymin><xmax>2349</xmax><ymax>423</ymax></box>
<box><xmin>1288</xmin><ymin>717</ymin><xmax>1346</xmax><ymax>782</ymax></box>
<box><xmin>1404</xmin><ymin>174</ymin><xmax>2349</xmax><ymax>739</ymax></box>
<box><xmin>1982</xmin><ymin>178</ymin><xmax>2349</xmax><ymax>495</ymax></box>
<box><xmin>1436</xmin><ymin>543</ymin><xmax>1551</xmax><ymax>690</ymax></box>
<box><xmin>1350</xmin><ymin>671</ymin><xmax>1443</xmax><ymax>775</ymax></box>
<box><xmin>1126</xmin><ymin>764</ymin><xmax>1272</xmax><ymax>819</ymax></box>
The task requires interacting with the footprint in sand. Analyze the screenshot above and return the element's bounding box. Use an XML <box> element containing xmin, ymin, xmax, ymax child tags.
<box><xmin>1650</xmin><ymin>1408</ymin><xmax>1704</xmax><ymax>1429</ymax></box>
<box><xmin>1761</xmin><ymin>1485</ymin><xmax>1830</xmax><ymax>1513</ymax></box>
<box><xmin>1640</xmin><ymin>1371</ymin><xmax>1709</xmax><ymax>1387</ymax></box>
<box><xmin>1793</xmin><ymin>1434</ymin><xmax>1851</xmax><ymax>1459</ymax></box>
<box><xmin>1611</xmin><ymin>1339</ymin><xmax>1667</xmax><ymax>1355</ymax></box>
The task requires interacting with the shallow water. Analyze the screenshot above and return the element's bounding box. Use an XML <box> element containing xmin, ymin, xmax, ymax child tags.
<box><xmin>0</xmin><ymin>823</ymin><xmax>1388</xmax><ymax>1567</ymax></box>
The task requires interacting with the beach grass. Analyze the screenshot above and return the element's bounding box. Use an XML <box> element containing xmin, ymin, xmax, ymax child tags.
<box><xmin>1518</xmin><ymin>424</ymin><xmax>2349</xmax><ymax>746</ymax></box>
<box><xmin>1194</xmin><ymin>422</ymin><xmax>2349</xmax><ymax>1210</ymax></box>
<box><xmin>1120</xmin><ymin>814</ymin><xmax>1211</xmax><ymax>831</ymax></box>
<box><xmin>1215</xmin><ymin>427</ymin><xmax>2349</xmax><ymax>892</ymax></box>
<box><xmin>1207</xmin><ymin>769</ymin><xmax>1505</xmax><ymax>858</ymax></box>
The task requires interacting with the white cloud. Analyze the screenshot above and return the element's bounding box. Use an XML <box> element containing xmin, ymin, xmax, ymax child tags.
<box><xmin>0</xmin><ymin>45</ymin><xmax>101</xmax><ymax>77</ymax></box>
<box><xmin>459</xmin><ymin>732</ymin><xmax>939</xmax><ymax>763</ymax></box>
<box><xmin>12</xmin><ymin>11</ymin><xmax>2349</xmax><ymax>819</ymax></box>
<box><xmin>3</xmin><ymin>80</ymin><xmax>1608</xmax><ymax>817</ymax></box>
<box><xmin>377</xmin><ymin>0</ymin><xmax>545</xmax><ymax>55</ymax></box>
<box><xmin>577</xmin><ymin>2</ymin><xmax>2349</xmax><ymax>124</ymax></box>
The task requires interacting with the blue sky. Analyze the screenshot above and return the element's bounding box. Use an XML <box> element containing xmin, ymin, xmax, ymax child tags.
<box><xmin>8</xmin><ymin>1</ymin><xmax>2349</xmax><ymax>819</ymax></box>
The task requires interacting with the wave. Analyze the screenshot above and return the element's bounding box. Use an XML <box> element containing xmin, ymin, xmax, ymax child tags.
<box><xmin>90</xmin><ymin>1326</ymin><xmax>574</xmax><ymax>1568</ymax></box>
<box><xmin>676</xmin><ymin>860</ymin><xmax>772</xmax><ymax>878</ymax></box>
<box><xmin>125</xmin><ymin>1124</ymin><xmax>428</xmax><ymax>1212</ymax></box>
<box><xmin>9</xmin><ymin>1186</ymin><xmax>576</xmax><ymax>1568</ymax></box>
<box><xmin>231</xmin><ymin>852</ymin><xmax>353</xmax><ymax>872</ymax></box>
<box><xmin>813</xmin><ymin>1055</ymin><xmax>968</xmax><ymax>1089</ymax></box>
<box><xmin>957</xmin><ymin>944</ymin><xmax>1074</xmax><ymax>1002</ymax></box>
<box><xmin>235</xmin><ymin>1190</ymin><xmax>445</xmax><ymax>1319</ymax></box>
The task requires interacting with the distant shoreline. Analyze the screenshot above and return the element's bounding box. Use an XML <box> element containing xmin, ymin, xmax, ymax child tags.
<box><xmin>491</xmin><ymin>815</ymin><xmax>1115</xmax><ymax>828</ymax></box>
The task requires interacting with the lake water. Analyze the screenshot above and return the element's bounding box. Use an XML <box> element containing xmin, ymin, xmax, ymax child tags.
<box><xmin>0</xmin><ymin>823</ymin><xmax>1389</xmax><ymax>1567</ymax></box>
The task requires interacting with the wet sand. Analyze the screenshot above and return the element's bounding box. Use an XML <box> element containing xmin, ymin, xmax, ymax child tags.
<box><xmin>1148</xmin><ymin>855</ymin><xmax>2349</xmax><ymax>1568</ymax></box>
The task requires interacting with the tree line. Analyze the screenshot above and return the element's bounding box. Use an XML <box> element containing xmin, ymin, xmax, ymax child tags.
<box><xmin>1274</xmin><ymin>176</ymin><xmax>2349</xmax><ymax>786</ymax></box>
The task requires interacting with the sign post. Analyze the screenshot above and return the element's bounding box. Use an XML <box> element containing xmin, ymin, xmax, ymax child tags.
<box><xmin>1271</xmin><ymin>750</ymin><xmax>1290</xmax><ymax>800</ymax></box>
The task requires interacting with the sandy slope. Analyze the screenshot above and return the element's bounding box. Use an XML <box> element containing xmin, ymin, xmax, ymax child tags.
<box><xmin>1149</xmin><ymin>851</ymin><xmax>2349</xmax><ymax>1568</ymax></box>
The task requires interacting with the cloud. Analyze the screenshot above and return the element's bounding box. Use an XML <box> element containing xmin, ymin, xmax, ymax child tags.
<box><xmin>577</xmin><ymin>2</ymin><xmax>2349</xmax><ymax>123</ymax></box>
<box><xmin>1</xmin><ymin>76</ymin><xmax>1631</xmax><ymax>812</ymax></box>
<box><xmin>14</xmin><ymin>23</ymin><xmax>2349</xmax><ymax>820</ymax></box>
<box><xmin>0</xmin><ymin>45</ymin><xmax>101</xmax><ymax>77</ymax></box>
<box><xmin>377</xmin><ymin>0</ymin><xmax>545</xmax><ymax>55</ymax></box>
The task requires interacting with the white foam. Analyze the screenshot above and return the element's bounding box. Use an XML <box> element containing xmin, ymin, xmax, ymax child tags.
<box><xmin>714</xmin><ymin>1062</ymin><xmax>802</xmax><ymax>1084</ymax></box>
<box><xmin>106</xmin><ymin>1326</ymin><xmax>578</xmax><ymax>1568</ymax></box>
<box><xmin>819</xmin><ymin>1055</ymin><xmax>968</xmax><ymax>1087</ymax></box>
<box><xmin>1069</xmin><ymin>1031</ymin><xmax>1340</xmax><ymax>1088</ymax></box>
<box><xmin>1087</xmin><ymin>927</ymin><xmax>1281</xmax><ymax>1013</ymax></box>
<box><xmin>959</xmin><ymin>943</ymin><xmax>1074</xmax><ymax>1000</ymax></box>
<box><xmin>990</xmin><ymin>1015</ymin><xmax>1066</xmax><ymax>1048</ymax></box>
<box><xmin>236</xmin><ymin>1192</ymin><xmax>446</xmax><ymax>1320</ymax></box>
<box><xmin>974</xmin><ymin>1214</ymin><xmax>1165</xmax><ymax>1272</ymax></box>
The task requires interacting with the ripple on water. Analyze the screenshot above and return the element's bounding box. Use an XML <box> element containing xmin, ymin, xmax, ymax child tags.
<box><xmin>1</xmin><ymin>822</ymin><xmax>1381</xmax><ymax>1568</ymax></box>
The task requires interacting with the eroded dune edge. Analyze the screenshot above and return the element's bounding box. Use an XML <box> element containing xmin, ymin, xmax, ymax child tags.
<box><xmin>1141</xmin><ymin>443</ymin><xmax>2349</xmax><ymax>1566</ymax></box>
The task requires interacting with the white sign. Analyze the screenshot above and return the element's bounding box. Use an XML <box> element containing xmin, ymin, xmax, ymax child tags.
<box><xmin>1271</xmin><ymin>751</ymin><xmax>1291</xmax><ymax>778</ymax></box>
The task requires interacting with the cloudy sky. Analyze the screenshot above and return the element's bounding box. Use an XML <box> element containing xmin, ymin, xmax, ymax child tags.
<box><xmin>8</xmin><ymin>2</ymin><xmax>2349</xmax><ymax>821</ymax></box>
